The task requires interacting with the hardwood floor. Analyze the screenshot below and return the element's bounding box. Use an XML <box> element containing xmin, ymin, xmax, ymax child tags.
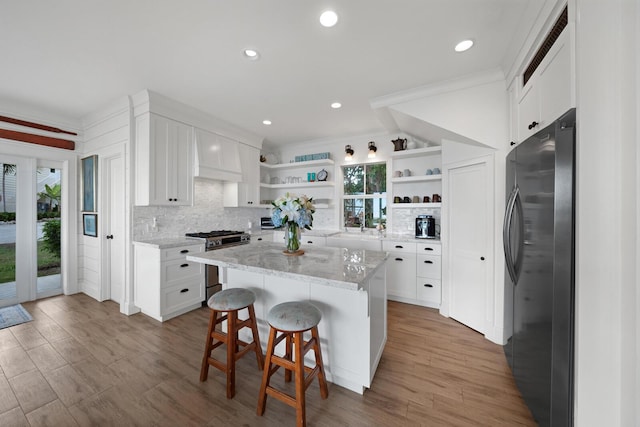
<box><xmin>0</xmin><ymin>294</ymin><xmax>536</xmax><ymax>426</ymax></box>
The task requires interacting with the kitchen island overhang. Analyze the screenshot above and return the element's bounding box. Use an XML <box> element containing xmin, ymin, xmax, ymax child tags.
<box><xmin>187</xmin><ymin>242</ymin><xmax>388</xmax><ymax>394</ymax></box>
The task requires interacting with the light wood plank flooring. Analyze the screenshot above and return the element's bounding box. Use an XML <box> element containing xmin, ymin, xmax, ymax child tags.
<box><xmin>0</xmin><ymin>294</ymin><xmax>536</xmax><ymax>426</ymax></box>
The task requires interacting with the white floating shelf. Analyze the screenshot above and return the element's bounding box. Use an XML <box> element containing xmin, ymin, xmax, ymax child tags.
<box><xmin>260</xmin><ymin>182</ymin><xmax>335</xmax><ymax>189</ymax></box>
<box><xmin>391</xmin><ymin>174</ymin><xmax>442</xmax><ymax>184</ymax></box>
<box><xmin>390</xmin><ymin>146</ymin><xmax>442</xmax><ymax>159</ymax></box>
<box><xmin>260</xmin><ymin>159</ymin><xmax>334</xmax><ymax>169</ymax></box>
<box><xmin>390</xmin><ymin>203</ymin><xmax>442</xmax><ymax>209</ymax></box>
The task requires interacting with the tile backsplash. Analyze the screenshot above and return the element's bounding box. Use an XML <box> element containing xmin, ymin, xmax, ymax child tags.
<box><xmin>133</xmin><ymin>179</ymin><xmax>338</xmax><ymax>241</ymax></box>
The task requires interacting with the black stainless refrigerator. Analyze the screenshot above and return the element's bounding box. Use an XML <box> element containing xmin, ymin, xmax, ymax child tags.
<box><xmin>503</xmin><ymin>108</ymin><xmax>575</xmax><ymax>427</ymax></box>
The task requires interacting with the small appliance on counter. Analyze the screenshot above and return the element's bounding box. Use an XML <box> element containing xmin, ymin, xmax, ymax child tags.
<box><xmin>415</xmin><ymin>215</ymin><xmax>436</xmax><ymax>239</ymax></box>
<box><xmin>261</xmin><ymin>217</ymin><xmax>275</xmax><ymax>229</ymax></box>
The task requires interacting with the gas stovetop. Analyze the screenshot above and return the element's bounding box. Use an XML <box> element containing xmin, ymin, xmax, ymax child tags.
<box><xmin>185</xmin><ymin>230</ymin><xmax>250</xmax><ymax>250</ymax></box>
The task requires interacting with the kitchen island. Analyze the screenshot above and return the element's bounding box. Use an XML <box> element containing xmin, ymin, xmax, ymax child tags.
<box><xmin>187</xmin><ymin>242</ymin><xmax>388</xmax><ymax>394</ymax></box>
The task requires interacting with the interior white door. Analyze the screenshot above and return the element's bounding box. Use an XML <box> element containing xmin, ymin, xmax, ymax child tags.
<box><xmin>448</xmin><ymin>157</ymin><xmax>492</xmax><ymax>333</ymax></box>
<box><xmin>105</xmin><ymin>155</ymin><xmax>125</xmax><ymax>303</ymax></box>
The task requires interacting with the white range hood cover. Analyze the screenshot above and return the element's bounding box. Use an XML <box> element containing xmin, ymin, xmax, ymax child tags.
<box><xmin>194</xmin><ymin>128</ymin><xmax>242</xmax><ymax>182</ymax></box>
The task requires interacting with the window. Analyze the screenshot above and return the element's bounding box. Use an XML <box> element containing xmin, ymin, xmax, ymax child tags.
<box><xmin>342</xmin><ymin>162</ymin><xmax>386</xmax><ymax>229</ymax></box>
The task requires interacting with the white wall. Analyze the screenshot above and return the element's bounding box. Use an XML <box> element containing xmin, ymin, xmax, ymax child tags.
<box><xmin>574</xmin><ymin>0</ymin><xmax>639</xmax><ymax>425</ymax></box>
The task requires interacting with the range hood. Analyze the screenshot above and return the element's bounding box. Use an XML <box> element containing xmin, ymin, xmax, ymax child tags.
<box><xmin>194</xmin><ymin>128</ymin><xmax>242</xmax><ymax>182</ymax></box>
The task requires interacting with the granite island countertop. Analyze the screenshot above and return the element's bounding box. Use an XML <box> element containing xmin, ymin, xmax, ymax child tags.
<box><xmin>186</xmin><ymin>242</ymin><xmax>388</xmax><ymax>291</ymax></box>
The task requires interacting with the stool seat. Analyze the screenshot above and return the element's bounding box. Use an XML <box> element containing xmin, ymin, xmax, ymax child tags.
<box><xmin>267</xmin><ymin>301</ymin><xmax>321</xmax><ymax>332</ymax></box>
<box><xmin>208</xmin><ymin>287</ymin><xmax>256</xmax><ymax>311</ymax></box>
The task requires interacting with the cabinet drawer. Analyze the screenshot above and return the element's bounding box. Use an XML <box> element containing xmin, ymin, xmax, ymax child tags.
<box><xmin>162</xmin><ymin>281</ymin><xmax>204</xmax><ymax>314</ymax></box>
<box><xmin>383</xmin><ymin>241</ymin><xmax>417</xmax><ymax>254</ymax></box>
<box><xmin>162</xmin><ymin>244</ymin><xmax>204</xmax><ymax>261</ymax></box>
<box><xmin>163</xmin><ymin>259</ymin><xmax>203</xmax><ymax>285</ymax></box>
<box><xmin>301</xmin><ymin>236</ymin><xmax>326</xmax><ymax>246</ymax></box>
<box><xmin>416</xmin><ymin>255</ymin><xmax>441</xmax><ymax>279</ymax></box>
<box><xmin>416</xmin><ymin>242</ymin><xmax>441</xmax><ymax>255</ymax></box>
<box><xmin>416</xmin><ymin>279</ymin><xmax>441</xmax><ymax>303</ymax></box>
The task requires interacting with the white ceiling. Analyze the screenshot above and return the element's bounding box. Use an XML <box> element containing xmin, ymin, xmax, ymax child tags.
<box><xmin>0</xmin><ymin>1</ymin><xmax>540</xmax><ymax>147</ymax></box>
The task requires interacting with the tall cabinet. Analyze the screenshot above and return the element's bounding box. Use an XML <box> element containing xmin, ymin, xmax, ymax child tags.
<box><xmin>134</xmin><ymin>113</ymin><xmax>194</xmax><ymax>206</ymax></box>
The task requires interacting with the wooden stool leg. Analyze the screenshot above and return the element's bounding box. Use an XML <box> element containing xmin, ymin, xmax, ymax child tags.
<box><xmin>257</xmin><ymin>326</ymin><xmax>277</xmax><ymax>416</ymax></box>
<box><xmin>284</xmin><ymin>333</ymin><xmax>293</xmax><ymax>383</ymax></box>
<box><xmin>294</xmin><ymin>331</ymin><xmax>306</xmax><ymax>427</ymax></box>
<box><xmin>226</xmin><ymin>310</ymin><xmax>237</xmax><ymax>399</ymax></box>
<box><xmin>311</xmin><ymin>326</ymin><xmax>329</xmax><ymax>399</ymax></box>
<box><xmin>200</xmin><ymin>309</ymin><xmax>218</xmax><ymax>382</ymax></box>
<box><xmin>248</xmin><ymin>304</ymin><xmax>264</xmax><ymax>369</ymax></box>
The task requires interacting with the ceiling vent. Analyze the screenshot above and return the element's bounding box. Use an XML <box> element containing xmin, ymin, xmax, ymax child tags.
<box><xmin>523</xmin><ymin>6</ymin><xmax>568</xmax><ymax>86</ymax></box>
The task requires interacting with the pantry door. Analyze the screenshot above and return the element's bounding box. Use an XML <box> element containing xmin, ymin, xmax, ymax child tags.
<box><xmin>446</xmin><ymin>155</ymin><xmax>493</xmax><ymax>334</ymax></box>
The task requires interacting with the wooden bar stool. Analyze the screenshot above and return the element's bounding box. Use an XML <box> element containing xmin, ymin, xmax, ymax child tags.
<box><xmin>257</xmin><ymin>301</ymin><xmax>329</xmax><ymax>427</ymax></box>
<box><xmin>199</xmin><ymin>287</ymin><xmax>263</xmax><ymax>399</ymax></box>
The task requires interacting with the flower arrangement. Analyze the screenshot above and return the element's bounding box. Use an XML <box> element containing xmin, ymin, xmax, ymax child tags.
<box><xmin>271</xmin><ymin>193</ymin><xmax>315</xmax><ymax>253</ymax></box>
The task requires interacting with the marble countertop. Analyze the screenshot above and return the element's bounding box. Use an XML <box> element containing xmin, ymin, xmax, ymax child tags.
<box><xmin>132</xmin><ymin>238</ymin><xmax>205</xmax><ymax>249</ymax></box>
<box><xmin>187</xmin><ymin>242</ymin><xmax>388</xmax><ymax>291</ymax></box>
<box><xmin>258</xmin><ymin>229</ymin><xmax>440</xmax><ymax>243</ymax></box>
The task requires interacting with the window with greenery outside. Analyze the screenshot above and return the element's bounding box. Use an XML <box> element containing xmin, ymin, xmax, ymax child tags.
<box><xmin>343</xmin><ymin>162</ymin><xmax>386</xmax><ymax>229</ymax></box>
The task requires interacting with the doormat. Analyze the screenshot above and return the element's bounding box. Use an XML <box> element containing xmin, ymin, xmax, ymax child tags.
<box><xmin>0</xmin><ymin>304</ymin><xmax>33</xmax><ymax>330</ymax></box>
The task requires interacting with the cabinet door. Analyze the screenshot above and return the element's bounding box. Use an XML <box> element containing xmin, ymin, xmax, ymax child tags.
<box><xmin>139</xmin><ymin>114</ymin><xmax>193</xmax><ymax>206</ymax></box>
<box><xmin>538</xmin><ymin>27</ymin><xmax>573</xmax><ymax>129</ymax></box>
<box><xmin>517</xmin><ymin>80</ymin><xmax>540</xmax><ymax>142</ymax></box>
<box><xmin>386</xmin><ymin>252</ymin><xmax>417</xmax><ymax>299</ymax></box>
<box><xmin>223</xmin><ymin>143</ymin><xmax>259</xmax><ymax>207</ymax></box>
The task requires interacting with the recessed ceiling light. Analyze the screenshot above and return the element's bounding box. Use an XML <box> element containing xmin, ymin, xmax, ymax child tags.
<box><xmin>331</xmin><ymin>102</ymin><xmax>342</xmax><ymax>109</ymax></box>
<box><xmin>243</xmin><ymin>49</ymin><xmax>260</xmax><ymax>60</ymax></box>
<box><xmin>262</xmin><ymin>120</ymin><xmax>272</xmax><ymax>125</ymax></box>
<box><xmin>454</xmin><ymin>40</ymin><xmax>474</xmax><ymax>52</ymax></box>
<box><xmin>319</xmin><ymin>10</ymin><xmax>338</xmax><ymax>27</ymax></box>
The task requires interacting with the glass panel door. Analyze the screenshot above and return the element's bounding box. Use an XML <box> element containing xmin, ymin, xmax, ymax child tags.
<box><xmin>0</xmin><ymin>161</ymin><xmax>17</xmax><ymax>304</ymax></box>
<box><xmin>36</xmin><ymin>166</ymin><xmax>62</xmax><ymax>298</ymax></box>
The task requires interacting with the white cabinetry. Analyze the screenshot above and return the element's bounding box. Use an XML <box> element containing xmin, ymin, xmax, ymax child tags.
<box><xmin>224</xmin><ymin>143</ymin><xmax>260</xmax><ymax>207</ymax></box>
<box><xmin>135</xmin><ymin>113</ymin><xmax>194</xmax><ymax>206</ymax></box>
<box><xmin>383</xmin><ymin>241</ymin><xmax>417</xmax><ymax>300</ymax></box>
<box><xmin>517</xmin><ymin>26</ymin><xmax>574</xmax><ymax>142</ymax></box>
<box><xmin>390</xmin><ymin>147</ymin><xmax>442</xmax><ymax>209</ymax></box>
<box><xmin>133</xmin><ymin>242</ymin><xmax>204</xmax><ymax>321</ymax></box>
<box><xmin>260</xmin><ymin>159</ymin><xmax>335</xmax><ymax>208</ymax></box>
<box><xmin>384</xmin><ymin>240</ymin><xmax>441</xmax><ymax>308</ymax></box>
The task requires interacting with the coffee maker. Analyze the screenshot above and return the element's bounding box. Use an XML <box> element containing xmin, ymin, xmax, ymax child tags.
<box><xmin>415</xmin><ymin>215</ymin><xmax>436</xmax><ymax>239</ymax></box>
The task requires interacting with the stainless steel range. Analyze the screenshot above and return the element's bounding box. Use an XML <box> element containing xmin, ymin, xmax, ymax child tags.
<box><xmin>185</xmin><ymin>230</ymin><xmax>251</xmax><ymax>304</ymax></box>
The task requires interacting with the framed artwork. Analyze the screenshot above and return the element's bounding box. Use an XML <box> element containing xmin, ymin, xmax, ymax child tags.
<box><xmin>83</xmin><ymin>213</ymin><xmax>98</xmax><ymax>237</ymax></box>
<box><xmin>81</xmin><ymin>155</ymin><xmax>97</xmax><ymax>212</ymax></box>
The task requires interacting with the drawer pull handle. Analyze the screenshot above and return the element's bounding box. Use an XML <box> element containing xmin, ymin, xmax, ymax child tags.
<box><xmin>180</xmin><ymin>250</ymin><xmax>189</xmax><ymax>254</ymax></box>
<box><xmin>180</xmin><ymin>263</ymin><xmax>189</xmax><ymax>268</ymax></box>
<box><xmin>395</xmin><ymin>245</ymin><xmax>403</xmax><ymax>249</ymax></box>
<box><xmin>424</xmin><ymin>247</ymin><xmax>434</xmax><ymax>251</ymax></box>
<box><xmin>180</xmin><ymin>288</ymin><xmax>189</xmax><ymax>293</ymax></box>
<box><xmin>307</xmin><ymin>241</ymin><xmax>313</xmax><ymax>244</ymax></box>
<box><xmin>423</xmin><ymin>284</ymin><xmax>433</xmax><ymax>288</ymax></box>
<box><xmin>257</xmin><ymin>238</ymin><xmax>262</xmax><ymax>241</ymax></box>
<box><xmin>424</xmin><ymin>260</ymin><xmax>433</xmax><ymax>264</ymax></box>
<box><xmin>394</xmin><ymin>257</ymin><xmax>403</xmax><ymax>262</ymax></box>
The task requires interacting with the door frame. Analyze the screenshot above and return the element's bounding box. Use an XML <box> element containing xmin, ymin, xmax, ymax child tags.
<box><xmin>0</xmin><ymin>141</ymin><xmax>78</xmax><ymax>305</ymax></box>
<box><xmin>441</xmin><ymin>154</ymin><xmax>496</xmax><ymax>338</ymax></box>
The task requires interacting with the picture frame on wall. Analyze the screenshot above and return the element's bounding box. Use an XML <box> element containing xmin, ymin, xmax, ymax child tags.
<box><xmin>83</xmin><ymin>213</ymin><xmax>98</xmax><ymax>237</ymax></box>
<box><xmin>81</xmin><ymin>155</ymin><xmax>97</xmax><ymax>212</ymax></box>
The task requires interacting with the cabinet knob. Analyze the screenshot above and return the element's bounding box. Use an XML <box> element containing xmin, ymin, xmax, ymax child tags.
<box><xmin>106</xmin><ymin>235</ymin><xmax>113</xmax><ymax>240</ymax></box>
<box><xmin>480</xmin><ymin>256</ymin><xmax>485</xmax><ymax>260</ymax></box>
<box><xmin>528</xmin><ymin>121</ymin><xmax>539</xmax><ymax>130</ymax></box>
<box><xmin>510</xmin><ymin>141</ymin><xmax>516</xmax><ymax>146</ymax></box>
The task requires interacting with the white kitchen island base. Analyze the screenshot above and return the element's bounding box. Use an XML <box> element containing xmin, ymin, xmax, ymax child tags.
<box><xmin>187</xmin><ymin>243</ymin><xmax>388</xmax><ymax>395</ymax></box>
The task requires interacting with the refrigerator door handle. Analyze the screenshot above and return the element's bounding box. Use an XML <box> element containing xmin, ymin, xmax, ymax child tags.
<box><xmin>503</xmin><ymin>185</ymin><xmax>519</xmax><ymax>284</ymax></box>
<box><xmin>512</xmin><ymin>189</ymin><xmax>524</xmax><ymax>283</ymax></box>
